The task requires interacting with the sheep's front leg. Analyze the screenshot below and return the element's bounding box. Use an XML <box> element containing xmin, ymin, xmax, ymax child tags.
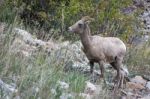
<box><xmin>98</xmin><ymin>61</ymin><xmax>104</xmax><ymax>78</ymax></box>
<box><xmin>89</xmin><ymin>61</ymin><xmax>94</xmax><ymax>73</ymax></box>
<box><xmin>89</xmin><ymin>61</ymin><xmax>95</xmax><ymax>82</ymax></box>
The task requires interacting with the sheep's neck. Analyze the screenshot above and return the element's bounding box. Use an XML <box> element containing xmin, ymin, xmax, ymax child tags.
<box><xmin>80</xmin><ymin>25</ymin><xmax>91</xmax><ymax>49</ymax></box>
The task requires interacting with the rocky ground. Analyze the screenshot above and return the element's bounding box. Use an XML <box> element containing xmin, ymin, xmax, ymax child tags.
<box><xmin>0</xmin><ymin>0</ymin><xmax>150</xmax><ymax>99</ymax></box>
<box><xmin>0</xmin><ymin>25</ymin><xmax>150</xmax><ymax>99</ymax></box>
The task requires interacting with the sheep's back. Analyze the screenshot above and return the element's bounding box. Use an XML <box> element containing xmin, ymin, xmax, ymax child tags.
<box><xmin>90</xmin><ymin>36</ymin><xmax>126</xmax><ymax>62</ymax></box>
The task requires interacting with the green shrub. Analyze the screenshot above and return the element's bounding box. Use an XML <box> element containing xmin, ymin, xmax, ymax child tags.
<box><xmin>0</xmin><ymin>0</ymin><xmax>141</xmax><ymax>42</ymax></box>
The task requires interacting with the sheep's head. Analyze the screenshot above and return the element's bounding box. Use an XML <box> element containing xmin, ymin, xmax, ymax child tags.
<box><xmin>68</xmin><ymin>16</ymin><xmax>94</xmax><ymax>34</ymax></box>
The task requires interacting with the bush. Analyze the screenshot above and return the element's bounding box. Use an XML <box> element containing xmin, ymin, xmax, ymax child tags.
<box><xmin>0</xmin><ymin>0</ymin><xmax>141</xmax><ymax>42</ymax></box>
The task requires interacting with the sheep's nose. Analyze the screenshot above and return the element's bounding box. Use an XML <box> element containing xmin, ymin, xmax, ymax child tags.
<box><xmin>68</xmin><ymin>27</ymin><xmax>72</xmax><ymax>32</ymax></box>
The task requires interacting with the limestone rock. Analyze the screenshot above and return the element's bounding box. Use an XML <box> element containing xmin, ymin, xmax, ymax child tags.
<box><xmin>126</xmin><ymin>82</ymin><xmax>145</xmax><ymax>90</ymax></box>
<box><xmin>140</xmin><ymin>95</ymin><xmax>150</xmax><ymax>99</ymax></box>
<box><xmin>57</xmin><ymin>81</ymin><xmax>69</xmax><ymax>90</ymax></box>
<box><xmin>79</xmin><ymin>93</ymin><xmax>93</xmax><ymax>99</ymax></box>
<box><xmin>146</xmin><ymin>81</ymin><xmax>150</xmax><ymax>90</ymax></box>
<box><xmin>130</xmin><ymin>76</ymin><xmax>147</xmax><ymax>86</ymax></box>
<box><xmin>84</xmin><ymin>81</ymin><xmax>97</xmax><ymax>95</ymax></box>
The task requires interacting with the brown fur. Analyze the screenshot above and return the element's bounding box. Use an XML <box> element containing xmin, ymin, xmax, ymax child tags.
<box><xmin>68</xmin><ymin>16</ymin><xmax>126</xmax><ymax>88</ymax></box>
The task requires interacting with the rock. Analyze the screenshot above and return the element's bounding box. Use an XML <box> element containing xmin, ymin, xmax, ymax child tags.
<box><xmin>0</xmin><ymin>79</ymin><xmax>18</xmax><ymax>94</ymax></box>
<box><xmin>133</xmin><ymin>0</ymin><xmax>144</xmax><ymax>8</ymax></box>
<box><xmin>0</xmin><ymin>23</ymin><xmax>6</xmax><ymax>47</ymax></box>
<box><xmin>146</xmin><ymin>81</ymin><xmax>150</xmax><ymax>90</ymax></box>
<box><xmin>0</xmin><ymin>22</ymin><xmax>5</xmax><ymax>34</ymax></box>
<box><xmin>84</xmin><ymin>81</ymin><xmax>96</xmax><ymax>95</ymax></box>
<box><xmin>140</xmin><ymin>95</ymin><xmax>150</xmax><ymax>99</ymax></box>
<box><xmin>14</xmin><ymin>28</ymin><xmax>34</xmax><ymax>44</ymax></box>
<box><xmin>121</xmin><ymin>90</ymin><xmax>143</xmax><ymax>99</ymax></box>
<box><xmin>79</xmin><ymin>93</ymin><xmax>93</xmax><ymax>99</ymax></box>
<box><xmin>130</xmin><ymin>35</ymin><xmax>150</xmax><ymax>46</ymax></box>
<box><xmin>58</xmin><ymin>41</ymin><xmax>89</xmax><ymax>73</ymax></box>
<box><xmin>11</xmin><ymin>28</ymin><xmax>62</xmax><ymax>58</ymax></box>
<box><xmin>0</xmin><ymin>79</ymin><xmax>19</xmax><ymax>99</ymax></box>
<box><xmin>51</xmin><ymin>88</ymin><xmax>57</xmax><ymax>95</ymax></box>
<box><xmin>14</xmin><ymin>28</ymin><xmax>59</xmax><ymax>50</ymax></box>
<box><xmin>121</xmin><ymin>65</ymin><xmax>129</xmax><ymax>77</ymax></box>
<box><xmin>72</xmin><ymin>61</ymin><xmax>90</xmax><ymax>71</ymax></box>
<box><xmin>57</xmin><ymin>81</ymin><xmax>69</xmax><ymax>90</ymax></box>
<box><xmin>10</xmin><ymin>38</ymin><xmax>37</xmax><ymax>57</ymax></box>
<box><xmin>0</xmin><ymin>0</ymin><xmax>4</xmax><ymax>6</ymax></box>
<box><xmin>59</xmin><ymin>41</ymin><xmax>70</xmax><ymax>48</ymax></box>
<box><xmin>121</xmin><ymin>6</ymin><xmax>136</xmax><ymax>14</ymax></box>
<box><xmin>130</xmin><ymin>76</ymin><xmax>147</xmax><ymax>86</ymax></box>
<box><xmin>126</xmin><ymin>82</ymin><xmax>145</xmax><ymax>90</ymax></box>
<box><xmin>60</xmin><ymin>93</ymin><xmax>73</xmax><ymax>99</ymax></box>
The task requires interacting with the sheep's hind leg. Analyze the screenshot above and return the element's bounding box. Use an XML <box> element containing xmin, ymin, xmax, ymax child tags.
<box><xmin>111</xmin><ymin>58</ymin><xmax>123</xmax><ymax>92</ymax></box>
<box><xmin>98</xmin><ymin>61</ymin><xmax>107</xmax><ymax>84</ymax></box>
<box><xmin>116</xmin><ymin>59</ymin><xmax>124</xmax><ymax>88</ymax></box>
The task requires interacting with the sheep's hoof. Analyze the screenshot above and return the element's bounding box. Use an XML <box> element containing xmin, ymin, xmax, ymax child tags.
<box><xmin>89</xmin><ymin>72</ymin><xmax>95</xmax><ymax>82</ymax></box>
<box><xmin>99</xmin><ymin>74</ymin><xmax>104</xmax><ymax>79</ymax></box>
<box><xmin>113</xmin><ymin>75</ymin><xmax>118</xmax><ymax>81</ymax></box>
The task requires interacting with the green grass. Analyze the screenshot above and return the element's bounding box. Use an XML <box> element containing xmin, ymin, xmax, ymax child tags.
<box><xmin>125</xmin><ymin>42</ymin><xmax>150</xmax><ymax>76</ymax></box>
<box><xmin>1</xmin><ymin>16</ymin><xmax>150</xmax><ymax>99</ymax></box>
<box><xmin>0</xmin><ymin>18</ymin><xmax>88</xmax><ymax>99</ymax></box>
<box><xmin>0</xmin><ymin>1</ymin><xmax>150</xmax><ymax>98</ymax></box>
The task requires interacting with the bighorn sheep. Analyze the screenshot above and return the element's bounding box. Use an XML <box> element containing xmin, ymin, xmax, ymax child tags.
<box><xmin>68</xmin><ymin>16</ymin><xmax>127</xmax><ymax>88</ymax></box>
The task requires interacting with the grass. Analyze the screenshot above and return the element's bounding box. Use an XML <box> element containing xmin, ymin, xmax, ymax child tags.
<box><xmin>0</xmin><ymin>1</ymin><xmax>150</xmax><ymax>99</ymax></box>
<box><xmin>0</xmin><ymin>17</ymin><xmax>150</xmax><ymax>99</ymax></box>
<box><xmin>125</xmin><ymin>42</ymin><xmax>150</xmax><ymax>76</ymax></box>
<box><xmin>0</xmin><ymin>18</ymin><xmax>89</xmax><ymax>99</ymax></box>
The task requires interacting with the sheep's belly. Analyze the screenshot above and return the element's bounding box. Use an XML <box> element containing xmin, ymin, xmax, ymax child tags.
<box><xmin>105</xmin><ymin>55</ymin><xmax>116</xmax><ymax>63</ymax></box>
<box><xmin>85</xmin><ymin>50</ymin><xmax>116</xmax><ymax>63</ymax></box>
<box><xmin>85</xmin><ymin>52</ymin><xmax>105</xmax><ymax>62</ymax></box>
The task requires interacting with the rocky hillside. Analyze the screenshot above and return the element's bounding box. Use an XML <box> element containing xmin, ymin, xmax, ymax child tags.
<box><xmin>0</xmin><ymin>0</ymin><xmax>150</xmax><ymax>99</ymax></box>
<box><xmin>0</xmin><ymin>24</ymin><xmax>150</xmax><ymax>99</ymax></box>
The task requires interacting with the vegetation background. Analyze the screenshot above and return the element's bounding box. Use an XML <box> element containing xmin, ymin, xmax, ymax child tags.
<box><xmin>0</xmin><ymin>0</ymin><xmax>150</xmax><ymax>99</ymax></box>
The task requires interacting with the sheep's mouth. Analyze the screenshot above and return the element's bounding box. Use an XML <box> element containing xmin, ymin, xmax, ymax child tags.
<box><xmin>68</xmin><ymin>27</ymin><xmax>74</xmax><ymax>32</ymax></box>
<box><xmin>68</xmin><ymin>29</ymin><xmax>73</xmax><ymax>32</ymax></box>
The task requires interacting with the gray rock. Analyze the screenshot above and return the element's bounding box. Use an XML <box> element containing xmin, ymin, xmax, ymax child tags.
<box><xmin>0</xmin><ymin>0</ymin><xmax>4</xmax><ymax>6</ymax></box>
<box><xmin>0</xmin><ymin>22</ymin><xmax>5</xmax><ymax>34</ymax></box>
<box><xmin>14</xmin><ymin>28</ymin><xmax>34</xmax><ymax>45</ymax></box>
<box><xmin>11</xmin><ymin>28</ymin><xmax>62</xmax><ymax>57</ymax></box>
<box><xmin>146</xmin><ymin>81</ymin><xmax>150</xmax><ymax>90</ymax></box>
<box><xmin>57</xmin><ymin>81</ymin><xmax>69</xmax><ymax>90</ymax></box>
<box><xmin>130</xmin><ymin>76</ymin><xmax>147</xmax><ymax>86</ymax></box>
<box><xmin>0</xmin><ymin>79</ymin><xmax>18</xmax><ymax>94</ymax></box>
<box><xmin>140</xmin><ymin>95</ymin><xmax>150</xmax><ymax>99</ymax></box>
<box><xmin>60</xmin><ymin>93</ymin><xmax>73</xmax><ymax>99</ymax></box>
<box><xmin>84</xmin><ymin>81</ymin><xmax>97</xmax><ymax>95</ymax></box>
<box><xmin>10</xmin><ymin>38</ymin><xmax>37</xmax><ymax>57</ymax></box>
<box><xmin>121</xmin><ymin>6</ymin><xmax>136</xmax><ymax>14</ymax></box>
<box><xmin>79</xmin><ymin>93</ymin><xmax>93</xmax><ymax>99</ymax></box>
<box><xmin>0</xmin><ymin>79</ymin><xmax>19</xmax><ymax>99</ymax></box>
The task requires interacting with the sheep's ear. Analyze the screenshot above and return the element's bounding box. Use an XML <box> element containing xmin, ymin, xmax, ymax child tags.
<box><xmin>85</xmin><ymin>20</ymin><xmax>92</xmax><ymax>24</ymax></box>
<box><xmin>84</xmin><ymin>18</ymin><xmax>95</xmax><ymax>24</ymax></box>
<box><xmin>82</xmin><ymin>16</ymin><xmax>95</xmax><ymax>24</ymax></box>
<box><xmin>85</xmin><ymin>18</ymin><xmax>94</xmax><ymax>24</ymax></box>
<box><xmin>89</xmin><ymin>17</ymin><xmax>95</xmax><ymax>21</ymax></box>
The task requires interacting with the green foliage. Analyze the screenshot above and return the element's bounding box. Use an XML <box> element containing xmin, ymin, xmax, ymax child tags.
<box><xmin>0</xmin><ymin>0</ymin><xmax>17</xmax><ymax>23</ymax></box>
<box><xmin>0</xmin><ymin>0</ymin><xmax>141</xmax><ymax>41</ymax></box>
<box><xmin>125</xmin><ymin>42</ymin><xmax>150</xmax><ymax>75</ymax></box>
<box><xmin>0</xmin><ymin>21</ymin><xmax>89</xmax><ymax>98</ymax></box>
<box><xmin>65</xmin><ymin>71</ymin><xmax>87</xmax><ymax>93</ymax></box>
<box><xmin>0</xmin><ymin>0</ymin><xmax>149</xmax><ymax>98</ymax></box>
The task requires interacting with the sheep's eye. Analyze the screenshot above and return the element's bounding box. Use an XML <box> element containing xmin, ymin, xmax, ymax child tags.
<box><xmin>78</xmin><ymin>23</ymin><xmax>82</xmax><ymax>28</ymax></box>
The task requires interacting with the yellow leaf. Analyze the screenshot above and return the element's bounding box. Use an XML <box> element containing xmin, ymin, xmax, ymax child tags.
<box><xmin>38</xmin><ymin>11</ymin><xmax>47</xmax><ymax>19</ymax></box>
